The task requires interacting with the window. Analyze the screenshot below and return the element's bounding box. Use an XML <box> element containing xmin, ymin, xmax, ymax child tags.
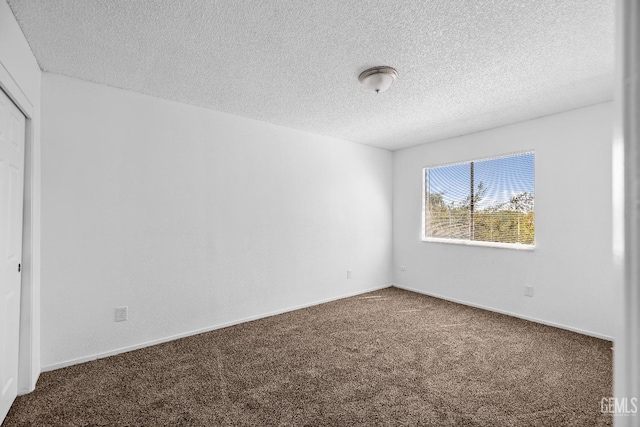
<box><xmin>423</xmin><ymin>151</ymin><xmax>535</xmax><ymax>248</ymax></box>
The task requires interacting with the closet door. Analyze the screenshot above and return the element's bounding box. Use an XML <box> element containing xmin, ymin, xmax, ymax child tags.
<box><xmin>0</xmin><ymin>87</ymin><xmax>26</xmax><ymax>423</ymax></box>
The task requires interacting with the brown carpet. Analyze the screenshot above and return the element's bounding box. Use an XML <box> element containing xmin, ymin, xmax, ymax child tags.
<box><xmin>3</xmin><ymin>287</ymin><xmax>613</xmax><ymax>426</ymax></box>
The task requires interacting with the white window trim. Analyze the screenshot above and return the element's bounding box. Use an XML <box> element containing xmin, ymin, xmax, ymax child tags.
<box><xmin>421</xmin><ymin>236</ymin><xmax>535</xmax><ymax>250</ymax></box>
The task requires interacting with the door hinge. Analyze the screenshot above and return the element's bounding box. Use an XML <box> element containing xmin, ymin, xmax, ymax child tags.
<box><xmin>18</xmin><ymin>263</ymin><xmax>21</xmax><ymax>273</ymax></box>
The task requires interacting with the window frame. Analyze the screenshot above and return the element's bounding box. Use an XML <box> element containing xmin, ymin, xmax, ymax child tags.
<box><xmin>421</xmin><ymin>151</ymin><xmax>536</xmax><ymax>250</ymax></box>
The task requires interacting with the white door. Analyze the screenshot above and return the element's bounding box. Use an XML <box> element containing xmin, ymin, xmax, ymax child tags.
<box><xmin>0</xmin><ymin>88</ymin><xmax>25</xmax><ymax>422</ymax></box>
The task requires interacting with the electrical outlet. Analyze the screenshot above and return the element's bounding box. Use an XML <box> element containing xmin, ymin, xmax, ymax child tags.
<box><xmin>524</xmin><ymin>286</ymin><xmax>534</xmax><ymax>297</ymax></box>
<box><xmin>347</xmin><ymin>270</ymin><xmax>352</xmax><ymax>279</ymax></box>
<box><xmin>115</xmin><ymin>306</ymin><xmax>128</xmax><ymax>322</ymax></box>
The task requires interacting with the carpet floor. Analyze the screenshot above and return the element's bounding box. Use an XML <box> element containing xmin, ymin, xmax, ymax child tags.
<box><xmin>3</xmin><ymin>287</ymin><xmax>613</xmax><ymax>426</ymax></box>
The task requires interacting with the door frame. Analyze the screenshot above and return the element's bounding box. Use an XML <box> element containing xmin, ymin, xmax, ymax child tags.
<box><xmin>614</xmin><ymin>1</ymin><xmax>640</xmax><ymax>425</ymax></box>
<box><xmin>0</xmin><ymin>62</ymin><xmax>38</xmax><ymax>394</ymax></box>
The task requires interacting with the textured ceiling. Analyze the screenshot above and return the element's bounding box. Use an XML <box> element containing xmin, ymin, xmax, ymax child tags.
<box><xmin>8</xmin><ymin>0</ymin><xmax>614</xmax><ymax>151</ymax></box>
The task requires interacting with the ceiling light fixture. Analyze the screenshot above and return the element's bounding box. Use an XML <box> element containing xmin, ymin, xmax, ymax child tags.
<box><xmin>358</xmin><ymin>66</ymin><xmax>398</xmax><ymax>93</ymax></box>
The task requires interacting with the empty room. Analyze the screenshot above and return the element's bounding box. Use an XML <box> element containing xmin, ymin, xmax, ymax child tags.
<box><xmin>1</xmin><ymin>0</ymin><xmax>638</xmax><ymax>426</ymax></box>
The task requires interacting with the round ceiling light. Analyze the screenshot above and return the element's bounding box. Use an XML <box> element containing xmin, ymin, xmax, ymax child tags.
<box><xmin>358</xmin><ymin>66</ymin><xmax>398</xmax><ymax>93</ymax></box>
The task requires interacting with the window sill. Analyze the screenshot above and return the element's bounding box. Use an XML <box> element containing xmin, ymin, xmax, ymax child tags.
<box><xmin>422</xmin><ymin>237</ymin><xmax>535</xmax><ymax>251</ymax></box>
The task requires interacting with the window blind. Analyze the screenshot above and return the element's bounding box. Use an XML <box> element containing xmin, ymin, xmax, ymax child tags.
<box><xmin>424</xmin><ymin>151</ymin><xmax>535</xmax><ymax>246</ymax></box>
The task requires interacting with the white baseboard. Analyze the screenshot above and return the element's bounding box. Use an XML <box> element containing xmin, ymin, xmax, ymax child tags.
<box><xmin>17</xmin><ymin>371</ymin><xmax>39</xmax><ymax>396</ymax></box>
<box><xmin>42</xmin><ymin>284</ymin><xmax>393</xmax><ymax>372</ymax></box>
<box><xmin>392</xmin><ymin>283</ymin><xmax>614</xmax><ymax>341</ymax></box>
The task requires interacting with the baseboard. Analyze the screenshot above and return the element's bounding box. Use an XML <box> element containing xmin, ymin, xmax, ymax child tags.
<box><xmin>17</xmin><ymin>370</ymin><xmax>39</xmax><ymax>396</ymax></box>
<box><xmin>392</xmin><ymin>283</ymin><xmax>614</xmax><ymax>341</ymax></box>
<box><xmin>42</xmin><ymin>284</ymin><xmax>393</xmax><ymax>372</ymax></box>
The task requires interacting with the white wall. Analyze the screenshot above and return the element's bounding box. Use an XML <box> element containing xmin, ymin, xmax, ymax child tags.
<box><xmin>39</xmin><ymin>72</ymin><xmax>614</xmax><ymax>369</ymax></box>
<box><xmin>393</xmin><ymin>102</ymin><xmax>614</xmax><ymax>339</ymax></box>
<box><xmin>41</xmin><ymin>73</ymin><xmax>392</xmax><ymax>369</ymax></box>
<box><xmin>0</xmin><ymin>0</ymin><xmax>41</xmax><ymax>392</ymax></box>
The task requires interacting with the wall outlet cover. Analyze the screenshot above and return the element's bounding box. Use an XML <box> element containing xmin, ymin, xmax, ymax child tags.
<box><xmin>115</xmin><ymin>306</ymin><xmax>128</xmax><ymax>322</ymax></box>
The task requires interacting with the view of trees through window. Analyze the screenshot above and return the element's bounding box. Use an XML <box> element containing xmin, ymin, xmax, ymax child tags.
<box><xmin>424</xmin><ymin>152</ymin><xmax>535</xmax><ymax>245</ymax></box>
